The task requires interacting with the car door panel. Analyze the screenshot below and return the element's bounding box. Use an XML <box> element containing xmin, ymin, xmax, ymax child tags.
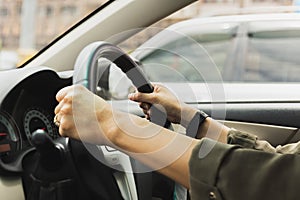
<box><xmin>197</xmin><ymin>103</ymin><xmax>300</xmax><ymax>129</ymax></box>
<box><xmin>199</xmin><ymin>103</ymin><xmax>300</xmax><ymax>146</ymax></box>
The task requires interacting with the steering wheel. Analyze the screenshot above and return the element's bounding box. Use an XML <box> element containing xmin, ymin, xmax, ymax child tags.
<box><xmin>72</xmin><ymin>41</ymin><xmax>174</xmax><ymax>200</ymax></box>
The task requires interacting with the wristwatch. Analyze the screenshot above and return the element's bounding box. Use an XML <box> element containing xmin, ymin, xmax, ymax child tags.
<box><xmin>186</xmin><ymin>110</ymin><xmax>209</xmax><ymax>138</ymax></box>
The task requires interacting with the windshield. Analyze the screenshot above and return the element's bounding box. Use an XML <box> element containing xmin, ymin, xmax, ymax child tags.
<box><xmin>0</xmin><ymin>0</ymin><xmax>108</xmax><ymax>70</ymax></box>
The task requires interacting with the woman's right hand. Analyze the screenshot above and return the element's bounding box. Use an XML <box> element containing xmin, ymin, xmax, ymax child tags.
<box><xmin>128</xmin><ymin>84</ymin><xmax>197</xmax><ymax>127</ymax></box>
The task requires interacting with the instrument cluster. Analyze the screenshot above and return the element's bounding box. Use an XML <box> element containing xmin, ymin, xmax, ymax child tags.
<box><xmin>23</xmin><ymin>107</ymin><xmax>59</xmax><ymax>145</ymax></box>
<box><xmin>0</xmin><ymin>70</ymin><xmax>71</xmax><ymax>172</ymax></box>
<box><xmin>0</xmin><ymin>111</ymin><xmax>21</xmax><ymax>164</ymax></box>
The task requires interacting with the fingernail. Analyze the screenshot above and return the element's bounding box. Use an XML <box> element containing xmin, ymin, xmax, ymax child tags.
<box><xmin>128</xmin><ymin>93</ymin><xmax>134</xmax><ymax>99</ymax></box>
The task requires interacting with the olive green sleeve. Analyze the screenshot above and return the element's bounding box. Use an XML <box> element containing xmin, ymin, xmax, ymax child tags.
<box><xmin>227</xmin><ymin>129</ymin><xmax>300</xmax><ymax>154</ymax></box>
<box><xmin>188</xmin><ymin>138</ymin><xmax>238</xmax><ymax>200</ymax></box>
<box><xmin>227</xmin><ymin>129</ymin><xmax>257</xmax><ymax>149</ymax></box>
<box><xmin>189</xmin><ymin>138</ymin><xmax>300</xmax><ymax>200</ymax></box>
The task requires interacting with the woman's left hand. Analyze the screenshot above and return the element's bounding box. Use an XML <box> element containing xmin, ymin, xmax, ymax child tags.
<box><xmin>54</xmin><ymin>85</ymin><xmax>114</xmax><ymax>145</ymax></box>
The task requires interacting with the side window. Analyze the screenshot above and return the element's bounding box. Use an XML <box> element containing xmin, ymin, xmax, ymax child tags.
<box><xmin>244</xmin><ymin>29</ymin><xmax>300</xmax><ymax>82</ymax></box>
<box><xmin>141</xmin><ymin>49</ymin><xmax>188</xmax><ymax>82</ymax></box>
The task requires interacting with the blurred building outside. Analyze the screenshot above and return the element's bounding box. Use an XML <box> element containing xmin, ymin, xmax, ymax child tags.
<box><xmin>0</xmin><ymin>0</ymin><xmax>103</xmax><ymax>69</ymax></box>
<box><xmin>0</xmin><ymin>0</ymin><xmax>298</xmax><ymax>70</ymax></box>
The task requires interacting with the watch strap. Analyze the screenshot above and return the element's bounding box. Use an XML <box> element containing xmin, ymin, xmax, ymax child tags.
<box><xmin>186</xmin><ymin>110</ymin><xmax>208</xmax><ymax>138</ymax></box>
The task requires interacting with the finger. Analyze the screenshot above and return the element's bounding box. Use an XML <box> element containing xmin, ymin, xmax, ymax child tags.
<box><xmin>138</xmin><ymin>103</ymin><xmax>150</xmax><ymax>118</ymax></box>
<box><xmin>54</xmin><ymin>100</ymin><xmax>64</xmax><ymax>115</ymax></box>
<box><xmin>54</xmin><ymin>112</ymin><xmax>62</xmax><ymax>123</ymax></box>
<box><xmin>142</xmin><ymin>108</ymin><xmax>148</xmax><ymax>116</ymax></box>
<box><xmin>56</xmin><ymin>85</ymin><xmax>73</xmax><ymax>102</ymax></box>
<box><xmin>128</xmin><ymin>92</ymin><xmax>155</xmax><ymax>104</ymax></box>
<box><xmin>152</xmin><ymin>84</ymin><xmax>164</xmax><ymax>92</ymax></box>
<box><xmin>145</xmin><ymin>113</ymin><xmax>150</xmax><ymax>120</ymax></box>
<box><xmin>53</xmin><ymin>114</ymin><xmax>60</xmax><ymax>127</ymax></box>
<box><xmin>58</xmin><ymin>115</ymin><xmax>74</xmax><ymax>137</ymax></box>
<box><xmin>58</xmin><ymin>119</ymin><xmax>70</xmax><ymax>137</ymax></box>
<box><xmin>139</xmin><ymin>102</ymin><xmax>151</xmax><ymax>110</ymax></box>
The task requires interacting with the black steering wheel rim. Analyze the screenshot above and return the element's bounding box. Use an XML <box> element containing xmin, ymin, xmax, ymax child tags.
<box><xmin>73</xmin><ymin>41</ymin><xmax>154</xmax><ymax>94</ymax></box>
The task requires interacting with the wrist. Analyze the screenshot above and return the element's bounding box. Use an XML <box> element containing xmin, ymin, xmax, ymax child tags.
<box><xmin>95</xmin><ymin>105</ymin><xmax>120</xmax><ymax>146</ymax></box>
<box><xmin>180</xmin><ymin>105</ymin><xmax>199</xmax><ymax>128</ymax></box>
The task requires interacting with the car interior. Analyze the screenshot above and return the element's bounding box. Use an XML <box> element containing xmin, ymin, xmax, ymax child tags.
<box><xmin>1</xmin><ymin>0</ymin><xmax>300</xmax><ymax>199</ymax></box>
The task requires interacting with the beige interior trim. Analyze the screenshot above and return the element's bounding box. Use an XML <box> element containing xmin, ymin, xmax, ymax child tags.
<box><xmin>0</xmin><ymin>176</ymin><xmax>24</xmax><ymax>200</ymax></box>
<box><xmin>173</xmin><ymin>119</ymin><xmax>297</xmax><ymax>146</ymax></box>
<box><xmin>223</xmin><ymin>120</ymin><xmax>298</xmax><ymax>146</ymax></box>
<box><xmin>288</xmin><ymin>129</ymin><xmax>300</xmax><ymax>143</ymax></box>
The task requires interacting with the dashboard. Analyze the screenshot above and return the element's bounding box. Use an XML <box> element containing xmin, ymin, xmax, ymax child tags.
<box><xmin>0</xmin><ymin>66</ymin><xmax>127</xmax><ymax>200</ymax></box>
<box><xmin>0</xmin><ymin>67</ymin><xmax>71</xmax><ymax>173</ymax></box>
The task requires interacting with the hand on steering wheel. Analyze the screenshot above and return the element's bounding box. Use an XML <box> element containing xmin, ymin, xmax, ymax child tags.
<box><xmin>55</xmin><ymin>41</ymin><xmax>176</xmax><ymax>200</ymax></box>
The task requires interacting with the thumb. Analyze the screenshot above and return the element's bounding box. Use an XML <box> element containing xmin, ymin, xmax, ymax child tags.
<box><xmin>128</xmin><ymin>92</ymin><xmax>155</xmax><ymax>104</ymax></box>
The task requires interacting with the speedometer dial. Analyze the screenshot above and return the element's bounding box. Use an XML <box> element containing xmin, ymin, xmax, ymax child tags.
<box><xmin>0</xmin><ymin>111</ymin><xmax>21</xmax><ymax>162</ymax></box>
<box><xmin>23</xmin><ymin>108</ymin><xmax>59</xmax><ymax>144</ymax></box>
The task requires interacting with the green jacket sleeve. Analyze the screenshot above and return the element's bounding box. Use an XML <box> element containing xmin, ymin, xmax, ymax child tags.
<box><xmin>189</xmin><ymin>138</ymin><xmax>300</xmax><ymax>200</ymax></box>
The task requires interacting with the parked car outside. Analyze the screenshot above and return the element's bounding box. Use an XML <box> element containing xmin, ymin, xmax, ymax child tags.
<box><xmin>131</xmin><ymin>13</ymin><xmax>300</xmax><ymax>83</ymax></box>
